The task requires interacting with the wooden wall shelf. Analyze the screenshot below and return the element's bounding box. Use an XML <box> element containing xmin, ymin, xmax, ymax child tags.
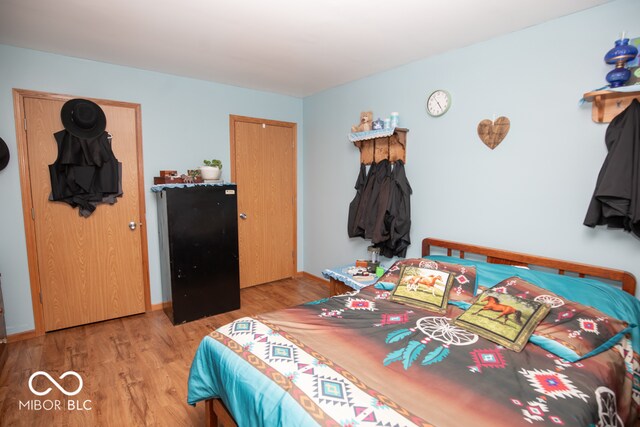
<box><xmin>352</xmin><ymin>128</ymin><xmax>408</xmax><ymax>165</ymax></box>
<box><xmin>583</xmin><ymin>89</ymin><xmax>640</xmax><ymax>123</ymax></box>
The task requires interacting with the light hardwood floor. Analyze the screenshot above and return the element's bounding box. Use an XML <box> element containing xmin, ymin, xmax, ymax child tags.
<box><xmin>0</xmin><ymin>276</ymin><xmax>328</xmax><ymax>427</ymax></box>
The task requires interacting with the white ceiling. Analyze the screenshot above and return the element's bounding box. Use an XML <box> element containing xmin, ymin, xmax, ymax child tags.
<box><xmin>0</xmin><ymin>0</ymin><xmax>612</xmax><ymax>97</ymax></box>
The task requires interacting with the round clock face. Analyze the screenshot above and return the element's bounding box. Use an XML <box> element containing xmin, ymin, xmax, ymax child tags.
<box><xmin>426</xmin><ymin>90</ymin><xmax>451</xmax><ymax>117</ymax></box>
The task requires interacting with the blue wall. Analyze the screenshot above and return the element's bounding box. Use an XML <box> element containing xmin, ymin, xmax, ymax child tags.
<box><xmin>0</xmin><ymin>45</ymin><xmax>303</xmax><ymax>334</ymax></box>
<box><xmin>303</xmin><ymin>0</ymin><xmax>640</xmax><ymax>294</ymax></box>
<box><xmin>1</xmin><ymin>0</ymin><xmax>639</xmax><ymax>336</ymax></box>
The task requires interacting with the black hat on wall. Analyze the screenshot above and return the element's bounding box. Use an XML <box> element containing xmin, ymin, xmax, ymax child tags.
<box><xmin>0</xmin><ymin>137</ymin><xmax>9</xmax><ymax>171</ymax></box>
<box><xmin>61</xmin><ymin>98</ymin><xmax>106</xmax><ymax>139</ymax></box>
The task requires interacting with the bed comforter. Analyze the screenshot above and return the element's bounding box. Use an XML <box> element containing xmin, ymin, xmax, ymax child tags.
<box><xmin>188</xmin><ymin>285</ymin><xmax>639</xmax><ymax>426</ymax></box>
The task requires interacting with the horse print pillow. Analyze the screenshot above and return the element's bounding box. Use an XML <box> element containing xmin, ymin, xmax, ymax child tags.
<box><xmin>453</xmin><ymin>289</ymin><xmax>550</xmax><ymax>352</ymax></box>
<box><xmin>389</xmin><ymin>266</ymin><xmax>455</xmax><ymax>313</ymax></box>
<box><xmin>490</xmin><ymin>277</ymin><xmax>634</xmax><ymax>361</ymax></box>
<box><xmin>377</xmin><ymin>259</ymin><xmax>477</xmax><ymax>302</ymax></box>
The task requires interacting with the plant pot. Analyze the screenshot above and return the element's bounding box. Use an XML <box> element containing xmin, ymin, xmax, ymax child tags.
<box><xmin>200</xmin><ymin>166</ymin><xmax>221</xmax><ymax>180</ymax></box>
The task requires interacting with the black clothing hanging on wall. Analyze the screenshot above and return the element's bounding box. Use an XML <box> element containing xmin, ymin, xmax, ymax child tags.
<box><xmin>347</xmin><ymin>159</ymin><xmax>412</xmax><ymax>257</ymax></box>
<box><xmin>374</xmin><ymin>160</ymin><xmax>412</xmax><ymax>258</ymax></box>
<box><xmin>347</xmin><ymin>163</ymin><xmax>367</xmax><ymax>238</ymax></box>
<box><xmin>363</xmin><ymin>160</ymin><xmax>391</xmax><ymax>240</ymax></box>
<box><xmin>350</xmin><ymin>162</ymin><xmax>379</xmax><ymax>238</ymax></box>
<box><xmin>584</xmin><ymin>99</ymin><xmax>640</xmax><ymax>237</ymax></box>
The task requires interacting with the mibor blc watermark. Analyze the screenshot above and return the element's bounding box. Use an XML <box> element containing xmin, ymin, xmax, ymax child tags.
<box><xmin>19</xmin><ymin>371</ymin><xmax>92</xmax><ymax>411</ymax></box>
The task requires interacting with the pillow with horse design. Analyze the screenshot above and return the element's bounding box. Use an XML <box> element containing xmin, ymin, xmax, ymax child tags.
<box><xmin>388</xmin><ymin>266</ymin><xmax>455</xmax><ymax>313</ymax></box>
<box><xmin>453</xmin><ymin>289</ymin><xmax>550</xmax><ymax>352</ymax></box>
<box><xmin>377</xmin><ymin>259</ymin><xmax>477</xmax><ymax>302</ymax></box>
<box><xmin>490</xmin><ymin>276</ymin><xmax>634</xmax><ymax>361</ymax></box>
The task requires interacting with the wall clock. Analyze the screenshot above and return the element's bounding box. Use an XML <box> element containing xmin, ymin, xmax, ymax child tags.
<box><xmin>426</xmin><ymin>90</ymin><xmax>451</xmax><ymax>117</ymax></box>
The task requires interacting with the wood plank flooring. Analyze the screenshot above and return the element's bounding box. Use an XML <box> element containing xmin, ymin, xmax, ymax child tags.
<box><xmin>0</xmin><ymin>276</ymin><xmax>328</xmax><ymax>427</ymax></box>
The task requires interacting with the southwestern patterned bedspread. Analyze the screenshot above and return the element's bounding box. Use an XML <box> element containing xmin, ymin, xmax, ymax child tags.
<box><xmin>188</xmin><ymin>285</ymin><xmax>639</xmax><ymax>426</ymax></box>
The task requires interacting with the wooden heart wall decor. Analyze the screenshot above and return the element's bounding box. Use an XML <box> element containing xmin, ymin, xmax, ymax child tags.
<box><xmin>477</xmin><ymin>116</ymin><xmax>510</xmax><ymax>150</ymax></box>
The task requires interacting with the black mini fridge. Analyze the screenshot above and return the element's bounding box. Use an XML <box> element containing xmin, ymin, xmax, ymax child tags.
<box><xmin>156</xmin><ymin>184</ymin><xmax>240</xmax><ymax>324</ymax></box>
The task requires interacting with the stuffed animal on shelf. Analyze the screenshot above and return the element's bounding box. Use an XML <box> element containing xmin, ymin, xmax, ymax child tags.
<box><xmin>351</xmin><ymin>111</ymin><xmax>373</xmax><ymax>132</ymax></box>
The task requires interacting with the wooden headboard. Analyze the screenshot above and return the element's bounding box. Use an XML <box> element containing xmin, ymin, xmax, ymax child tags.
<box><xmin>422</xmin><ymin>238</ymin><xmax>637</xmax><ymax>296</ymax></box>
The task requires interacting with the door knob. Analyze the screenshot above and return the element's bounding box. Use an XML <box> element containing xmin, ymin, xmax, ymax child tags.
<box><xmin>239</xmin><ymin>213</ymin><xmax>247</xmax><ymax>220</ymax></box>
<box><xmin>129</xmin><ymin>221</ymin><xmax>137</xmax><ymax>230</ymax></box>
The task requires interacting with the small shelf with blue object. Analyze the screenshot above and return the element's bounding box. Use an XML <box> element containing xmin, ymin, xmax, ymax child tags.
<box><xmin>582</xmin><ymin>33</ymin><xmax>640</xmax><ymax>123</ymax></box>
<box><xmin>350</xmin><ymin>127</ymin><xmax>408</xmax><ymax>165</ymax></box>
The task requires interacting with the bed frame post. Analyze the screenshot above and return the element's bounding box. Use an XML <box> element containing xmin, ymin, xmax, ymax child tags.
<box><xmin>421</xmin><ymin>239</ymin><xmax>431</xmax><ymax>256</ymax></box>
<box><xmin>204</xmin><ymin>398</ymin><xmax>237</xmax><ymax>427</ymax></box>
<box><xmin>205</xmin><ymin>399</ymin><xmax>218</xmax><ymax>427</ymax></box>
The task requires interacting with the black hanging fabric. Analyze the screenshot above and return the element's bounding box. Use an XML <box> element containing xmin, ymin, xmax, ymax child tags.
<box><xmin>371</xmin><ymin>162</ymin><xmax>394</xmax><ymax>245</ymax></box>
<box><xmin>49</xmin><ymin>130</ymin><xmax>122</xmax><ymax>217</ymax></box>
<box><xmin>347</xmin><ymin>163</ymin><xmax>367</xmax><ymax>237</ymax></box>
<box><xmin>347</xmin><ymin>159</ymin><xmax>412</xmax><ymax>257</ymax></box>
<box><xmin>584</xmin><ymin>99</ymin><xmax>640</xmax><ymax>237</ymax></box>
<box><xmin>374</xmin><ymin>160</ymin><xmax>412</xmax><ymax>257</ymax></box>
<box><xmin>363</xmin><ymin>160</ymin><xmax>391</xmax><ymax>240</ymax></box>
<box><xmin>352</xmin><ymin>162</ymin><xmax>379</xmax><ymax>238</ymax></box>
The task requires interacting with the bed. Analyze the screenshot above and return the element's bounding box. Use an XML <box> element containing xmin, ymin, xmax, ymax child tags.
<box><xmin>188</xmin><ymin>238</ymin><xmax>640</xmax><ymax>426</ymax></box>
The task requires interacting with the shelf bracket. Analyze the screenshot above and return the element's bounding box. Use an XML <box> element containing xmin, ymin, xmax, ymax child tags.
<box><xmin>583</xmin><ymin>89</ymin><xmax>640</xmax><ymax>123</ymax></box>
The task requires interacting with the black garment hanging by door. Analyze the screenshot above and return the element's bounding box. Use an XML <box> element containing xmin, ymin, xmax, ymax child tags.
<box><xmin>49</xmin><ymin>130</ymin><xmax>122</xmax><ymax>217</ymax></box>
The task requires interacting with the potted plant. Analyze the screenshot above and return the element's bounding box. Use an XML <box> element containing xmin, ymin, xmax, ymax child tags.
<box><xmin>200</xmin><ymin>159</ymin><xmax>222</xmax><ymax>180</ymax></box>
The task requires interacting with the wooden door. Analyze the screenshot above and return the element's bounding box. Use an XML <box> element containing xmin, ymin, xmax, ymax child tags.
<box><xmin>231</xmin><ymin>116</ymin><xmax>296</xmax><ymax>288</ymax></box>
<box><xmin>15</xmin><ymin>90</ymin><xmax>150</xmax><ymax>332</ymax></box>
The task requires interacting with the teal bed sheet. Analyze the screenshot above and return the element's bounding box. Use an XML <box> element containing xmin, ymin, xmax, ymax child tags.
<box><xmin>188</xmin><ymin>335</ymin><xmax>317</xmax><ymax>426</ymax></box>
